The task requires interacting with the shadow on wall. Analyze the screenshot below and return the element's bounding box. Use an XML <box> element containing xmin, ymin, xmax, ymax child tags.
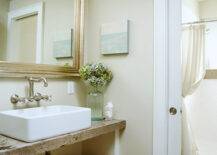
<box><xmin>73</xmin><ymin>78</ymin><xmax>87</xmax><ymax>107</ymax></box>
<box><xmin>0</xmin><ymin>22</ymin><xmax>7</xmax><ymax>60</ymax></box>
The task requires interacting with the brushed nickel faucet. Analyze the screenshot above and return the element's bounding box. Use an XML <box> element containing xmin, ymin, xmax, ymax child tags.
<box><xmin>11</xmin><ymin>77</ymin><xmax>51</xmax><ymax>105</ymax></box>
<box><xmin>27</xmin><ymin>77</ymin><xmax>48</xmax><ymax>99</ymax></box>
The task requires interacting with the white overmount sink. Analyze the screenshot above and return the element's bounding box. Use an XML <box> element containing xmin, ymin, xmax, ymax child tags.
<box><xmin>0</xmin><ymin>105</ymin><xmax>91</xmax><ymax>142</ymax></box>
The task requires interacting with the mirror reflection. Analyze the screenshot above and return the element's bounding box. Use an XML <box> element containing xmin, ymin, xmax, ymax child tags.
<box><xmin>0</xmin><ymin>0</ymin><xmax>75</xmax><ymax>66</ymax></box>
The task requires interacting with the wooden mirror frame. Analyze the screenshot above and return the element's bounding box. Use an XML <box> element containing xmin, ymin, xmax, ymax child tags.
<box><xmin>0</xmin><ymin>0</ymin><xmax>84</xmax><ymax>78</ymax></box>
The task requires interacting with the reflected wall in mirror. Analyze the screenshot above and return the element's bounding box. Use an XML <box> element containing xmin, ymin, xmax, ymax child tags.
<box><xmin>0</xmin><ymin>0</ymin><xmax>76</xmax><ymax>66</ymax></box>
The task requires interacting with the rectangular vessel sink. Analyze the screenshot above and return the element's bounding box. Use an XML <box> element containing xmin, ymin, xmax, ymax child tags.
<box><xmin>0</xmin><ymin>105</ymin><xmax>91</xmax><ymax>142</ymax></box>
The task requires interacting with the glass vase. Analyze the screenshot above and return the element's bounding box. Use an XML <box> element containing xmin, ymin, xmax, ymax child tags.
<box><xmin>87</xmin><ymin>91</ymin><xmax>104</xmax><ymax>121</ymax></box>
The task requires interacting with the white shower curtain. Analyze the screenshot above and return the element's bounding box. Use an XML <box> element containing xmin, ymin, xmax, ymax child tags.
<box><xmin>182</xmin><ymin>24</ymin><xmax>206</xmax><ymax>97</ymax></box>
<box><xmin>182</xmin><ymin>24</ymin><xmax>206</xmax><ymax>155</ymax></box>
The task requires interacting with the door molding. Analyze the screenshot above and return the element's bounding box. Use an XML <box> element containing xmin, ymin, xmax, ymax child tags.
<box><xmin>8</xmin><ymin>2</ymin><xmax>44</xmax><ymax>64</ymax></box>
<box><xmin>153</xmin><ymin>0</ymin><xmax>182</xmax><ymax>155</ymax></box>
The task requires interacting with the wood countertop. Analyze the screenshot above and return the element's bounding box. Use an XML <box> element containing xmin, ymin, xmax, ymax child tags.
<box><xmin>0</xmin><ymin>120</ymin><xmax>126</xmax><ymax>155</ymax></box>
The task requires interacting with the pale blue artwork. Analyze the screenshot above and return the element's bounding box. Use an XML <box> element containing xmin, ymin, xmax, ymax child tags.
<box><xmin>100</xmin><ymin>20</ymin><xmax>129</xmax><ymax>55</ymax></box>
<box><xmin>53</xmin><ymin>29</ymin><xmax>73</xmax><ymax>58</ymax></box>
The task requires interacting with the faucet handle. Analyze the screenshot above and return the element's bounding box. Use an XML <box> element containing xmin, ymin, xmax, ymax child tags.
<box><xmin>10</xmin><ymin>94</ymin><xmax>19</xmax><ymax>104</ymax></box>
<box><xmin>10</xmin><ymin>94</ymin><xmax>29</xmax><ymax>104</ymax></box>
<box><xmin>33</xmin><ymin>93</ymin><xmax>43</xmax><ymax>102</ymax></box>
<box><xmin>33</xmin><ymin>93</ymin><xmax>52</xmax><ymax>102</ymax></box>
<box><xmin>44</xmin><ymin>95</ymin><xmax>52</xmax><ymax>102</ymax></box>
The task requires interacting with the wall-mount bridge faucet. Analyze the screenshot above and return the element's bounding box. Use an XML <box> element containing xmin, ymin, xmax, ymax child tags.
<box><xmin>11</xmin><ymin>77</ymin><xmax>51</xmax><ymax>105</ymax></box>
<box><xmin>27</xmin><ymin>77</ymin><xmax>48</xmax><ymax>99</ymax></box>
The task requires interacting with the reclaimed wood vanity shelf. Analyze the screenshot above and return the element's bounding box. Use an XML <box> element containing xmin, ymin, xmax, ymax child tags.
<box><xmin>0</xmin><ymin>120</ymin><xmax>126</xmax><ymax>155</ymax></box>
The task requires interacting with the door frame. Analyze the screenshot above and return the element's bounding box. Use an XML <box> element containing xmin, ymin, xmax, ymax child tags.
<box><xmin>153</xmin><ymin>0</ymin><xmax>182</xmax><ymax>155</ymax></box>
<box><xmin>8</xmin><ymin>2</ymin><xmax>44</xmax><ymax>64</ymax></box>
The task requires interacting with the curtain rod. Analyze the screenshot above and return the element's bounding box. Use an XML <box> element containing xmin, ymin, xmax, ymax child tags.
<box><xmin>182</xmin><ymin>19</ymin><xmax>217</xmax><ymax>25</ymax></box>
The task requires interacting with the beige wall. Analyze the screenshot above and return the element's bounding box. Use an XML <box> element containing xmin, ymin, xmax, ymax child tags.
<box><xmin>0</xmin><ymin>0</ymin><xmax>154</xmax><ymax>154</ymax></box>
<box><xmin>0</xmin><ymin>0</ymin><xmax>9</xmax><ymax>60</ymax></box>
<box><xmin>9</xmin><ymin>0</ymin><xmax>74</xmax><ymax>65</ymax></box>
<box><xmin>0</xmin><ymin>78</ymin><xmax>86</xmax><ymax>111</ymax></box>
<box><xmin>199</xmin><ymin>0</ymin><xmax>217</xmax><ymax>19</ymax></box>
<box><xmin>82</xmin><ymin>0</ymin><xmax>154</xmax><ymax>154</ymax></box>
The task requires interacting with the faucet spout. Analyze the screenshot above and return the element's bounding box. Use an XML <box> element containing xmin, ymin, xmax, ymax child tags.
<box><xmin>28</xmin><ymin>77</ymin><xmax>48</xmax><ymax>87</ymax></box>
<box><xmin>27</xmin><ymin>77</ymin><xmax>48</xmax><ymax>98</ymax></box>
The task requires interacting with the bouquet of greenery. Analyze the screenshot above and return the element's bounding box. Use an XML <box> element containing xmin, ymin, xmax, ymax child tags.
<box><xmin>79</xmin><ymin>63</ymin><xmax>113</xmax><ymax>92</ymax></box>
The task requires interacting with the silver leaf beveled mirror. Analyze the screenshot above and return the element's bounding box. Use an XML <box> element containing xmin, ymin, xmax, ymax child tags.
<box><xmin>0</xmin><ymin>0</ymin><xmax>84</xmax><ymax>78</ymax></box>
